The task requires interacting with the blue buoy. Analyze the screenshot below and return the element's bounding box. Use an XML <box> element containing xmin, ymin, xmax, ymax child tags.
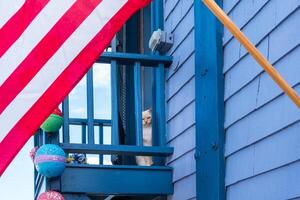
<box><xmin>34</xmin><ymin>144</ymin><xmax>66</xmax><ymax>178</ymax></box>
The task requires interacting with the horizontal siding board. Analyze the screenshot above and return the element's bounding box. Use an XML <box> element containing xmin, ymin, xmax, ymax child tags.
<box><xmin>164</xmin><ymin>0</ymin><xmax>180</xmax><ymax>20</ymax></box>
<box><xmin>168</xmin><ymin>8</ymin><xmax>194</xmax><ymax>55</ymax></box>
<box><xmin>223</xmin><ymin>0</ymin><xmax>241</xmax><ymax>14</ymax></box>
<box><xmin>224</xmin><ymin>38</ymin><xmax>268</xmax><ymax>100</ymax></box>
<box><xmin>166</xmin><ymin>54</ymin><xmax>195</xmax><ymax>99</ymax></box>
<box><xmin>224</xmin><ymin>0</ymin><xmax>300</xmax><ymax>199</ymax></box>
<box><xmin>168</xmin><ymin>174</ymin><xmax>196</xmax><ymax>200</ymax></box>
<box><xmin>224</xmin><ymin>45</ymin><xmax>300</xmax><ymax>128</ymax></box>
<box><xmin>225</xmin><ymin>84</ymin><xmax>300</xmax><ymax>156</ymax></box>
<box><xmin>167</xmin><ymin>126</ymin><xmax>195</xmax><ymax>162</ymax></box>
<box><xmin>268</xmin><ymin>8</ymin><xmax>300</xmax><ymax>63</ymax></box>
<box><xmin>223</xmin><ymin>2</ymin><xmax>300</xmax><ymax>72</ymax></box>
<box><xmin>224</xmin><ymin>0</ymin><xmax>299</xmax><ymax>47</ymax></box>
<box><xmin>166</xmin><ymin>78</ymin><xmax>195</xmax><ymax>121</ymax></box>
<box><xmin>167</xmin><ymin>101</ymin><xmax>195</xmax><ymax>141</ymax></box>
<box><xmin>257</xmin><ymin>45</ymin><xmax>300</xmax><ymax>107</ymax></box>
<box><xmin>223</xmin><ymin>38</ymin><xmax>241</xmax><ymax>73</ymax></box>
<box><xmin>223</xmin><ymin>0</ymin><xmax>269</xmax><ymax>44</ymax></box>
<box><xmin>167</xmin><ymin>29</ymin><xmax>195</xmax><ymax>79</ymax></box>
<box><xmin>226</xmin><ymin>121</ymin><xmax>300</xmax><ymax>186</ymax></box>
<box><xmin>165</xmin><ymin>1</ymin><xmax>196</xmax><ymax>199</ymax></box>
<box><xmin>164</xmin><ymin>0</ymin><xmax>193</xmax><ymax>33</ymax></box>
<box><xmin>226</xmin><ymin>161</ymin><xmax>300</xmax><ymax>200</ymax></box>
<box><xmin>225</xmin><ymin>145</ymin><xmax>255</xmax><ymax>186</ymax></box>
<box><xmin>168</xmin><ymin>150</ymin><xmax>196</xmax><ymax>183</ymax></box>
<box><xmin>224</xmin><ymin>78</ymin><xmax>259</xmax><ymax>128</ymax></box>
<box><xmin>224</xmin><ymin>10</ymin><xmax>300</xmax><ymax>125</ymax></box>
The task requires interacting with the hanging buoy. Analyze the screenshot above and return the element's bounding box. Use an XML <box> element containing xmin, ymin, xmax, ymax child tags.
<box><xmin>41</xmin><ymin>108</ymin><xmax>63</xmax><ymax>132</ymax></box>
<box><xmin>38</xmin><ymin>191</ymin><xmax>64</xmax><ymax>200</ymax></box>
<box><xmin>29</xmin><ymin>146</ymin><xmax>39</xmax><ymax>162</ymax></box>
<box><xmin>34</xmin><ymin>144</ymin><xmax>66</xmax><ymax>178</ymax></box>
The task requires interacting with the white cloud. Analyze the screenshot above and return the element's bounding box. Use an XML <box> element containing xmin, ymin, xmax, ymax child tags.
<box><xmin>75</xmin><ymin>63</ymin><xmax>110</xmax><ymax>89</ymax></box>
<box><xmin>93</xmin><ymin>63</ymin><xmax>111</xmax><ymax>88</ymax></box>
<box><xmin>70</xmin><ymin>107</ymin><xmax>86</xmax><ymax>115</ymax></box>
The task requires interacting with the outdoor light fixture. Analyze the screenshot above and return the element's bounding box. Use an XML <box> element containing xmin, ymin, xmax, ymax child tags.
<box><xmin>149</xmin><ymin>29</ymin><xmax>173</xmax><ymax>54</ymax></box>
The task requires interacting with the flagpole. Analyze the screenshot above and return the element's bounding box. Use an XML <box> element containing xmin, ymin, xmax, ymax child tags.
<box><xmin>202</xmin><ymin>0</ymin><xmax>300</xmax><ymax>109</ymax></box>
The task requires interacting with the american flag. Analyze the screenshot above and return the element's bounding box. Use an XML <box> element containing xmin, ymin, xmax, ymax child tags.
<box><xmin>0</xmin><ymin>0</ymin><xmax>151</xmax><ymax>176</ymax></box>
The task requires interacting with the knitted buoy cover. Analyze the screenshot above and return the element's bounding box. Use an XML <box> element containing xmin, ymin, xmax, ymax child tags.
<box><xmin>40</xmin><ymin>108</ymin><xmax>63</xmax><ymax>132</ymax></box>
<box><xmin>38</xmin><ymin>191</ymin><xmax>64</xmax><ymax>200</ymax></box>
<box><xmin>34</xmin><ymin>144</ymin><xmax>66</xmax><ymax>178</ymax></box>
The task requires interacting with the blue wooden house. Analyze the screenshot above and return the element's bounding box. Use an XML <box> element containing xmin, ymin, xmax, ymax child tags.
<box><xmin>34</xmin><ymin>0</ymin><xmax>300</xmax><ymax>199</ymax></box>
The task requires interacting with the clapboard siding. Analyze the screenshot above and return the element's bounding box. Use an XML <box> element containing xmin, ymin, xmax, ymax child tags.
<box><xmin>224</xmin><ymin>1</ymin><xmax>300</xmax><ymax>72</ymax></box>
<box><xmin>168</xmin><ymin>174</ymin><xmax>196</xmax><ymax>200</ymax></box>
<box><xmin>164</xmin><ymin>0</ymin><xmax>196</xmax><ymax>199</ymax></box>
<box><xmin>224</xmin><ymin>0</ymin><xmax>300</xmax><ymax>199</ymax></box>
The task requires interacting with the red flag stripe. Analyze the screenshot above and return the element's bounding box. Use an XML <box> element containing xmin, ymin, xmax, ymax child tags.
<box><xmin>0</xmin><ymin>0</ymin><xmax>76</xmax><ymax>86</ymax></box>
<box><xmin>0</xmin><ymin>0</ymin><xmax>25</xmax><ymax>29</ymax></box>
<box><xmin>0</xmin><ymin>0</ymin><xmax>125</xmax><ymax>141</ymax></box>
<box><xmin>0</xmin><ymin>0</ymin><xmax>103</xmax><ymax>116</ymax></box>
<box><xmin>0</xmin><ymin>0</ymin><xmax>151</xmax><ymax>176</ymax></box>
<box><xmin>0</xmin><ymin>0</ymin><xmax>50</xmax><ymax>57</ymax></box>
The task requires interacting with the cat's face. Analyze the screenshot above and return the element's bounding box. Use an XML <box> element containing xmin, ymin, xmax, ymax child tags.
<box><xmin>142</xmin><ymin>109</ymin><xmax>152</xmax><ymax>126</ymax></box>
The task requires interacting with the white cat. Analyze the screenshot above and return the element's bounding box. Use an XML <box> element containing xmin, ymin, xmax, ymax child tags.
<box><xmin>136</xmin><ymin>109</ymin><xmax>153</xmax><ymax>166</ymax></box>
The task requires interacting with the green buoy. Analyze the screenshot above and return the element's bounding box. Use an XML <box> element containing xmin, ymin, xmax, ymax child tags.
<box><xmin>41</xmin><ymin>108</ymin><xmax>63</xmax><ymax>132</ymax></box>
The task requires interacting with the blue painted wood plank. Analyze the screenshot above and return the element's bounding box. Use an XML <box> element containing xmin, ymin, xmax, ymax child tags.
<box><xmin>97</xmin><ymin>52</ymin><xmax>172</xmax><ymax>67</ymax></box>
<box><xmin>134</xmin><ymin>62</ymin><xmax>143</xmax><ymax>146</ymax></box>
<box><xmin>63</xmin><ymin>97</ymin><xmax>70</xmax><ymax>143</ymax></box>
<box><xmin>61</xmin><ymin>143</ymin><xmax>173</xmax><ymax>156</ymax></box>
<box><xmin>86</xmin><ymin>68</ymin><xmax>95</xmax><ymax>144</ymax></box>
<box><xmin>81</xmin><ymin>124</ymin><xmax>86</xmax><ymax>144</ymax></box>
<box><xmin>194</xmin><ymin>1</ymin><xmax>225</xmax><ymax>199</ymax></box>
<box><xmin>99</xmin><ymin>125</ymin><xmax>104</xmax><ymax>164</ymax></box>
<box><xmin>110</xmin><ymin>60</ymin><xmax>119</xmax><ymax>145</ymax></box>
<box><xmin>155</xmin><ymin>63</ymin><xmax>167</xmax><ymax>146</ymax></box>
<box><xmin>59</xmin><ymin>165</ymin><xmax>173</xmax><ymax>195</ymax></box>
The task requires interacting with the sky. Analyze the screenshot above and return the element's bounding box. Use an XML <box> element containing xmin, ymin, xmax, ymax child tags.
<box><xmin>0</xmin><ymin>63</ymin><xmax>112</xmax><ymax>199</ymax></box>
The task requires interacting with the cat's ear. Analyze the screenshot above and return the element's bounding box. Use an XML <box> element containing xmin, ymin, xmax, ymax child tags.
<box><xmin>148</xmin><ymin>108</ymin><xmax>152</xmax><ymax>114</ymax></box>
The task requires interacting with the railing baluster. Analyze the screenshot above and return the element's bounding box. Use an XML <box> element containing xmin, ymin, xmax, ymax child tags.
<box><xmin>63</xmin><ymin>97</ymin><xmax>70</xmax><ymax>143</ymax></box>
<box><xmin>99</xmin><ymin>125</ymin><xmax>104</xmax><ymax>164</ymax></box>
<box><xmin>156</xmin><ymin>63</ymin><xmax>166</xmax><ymax>146</ymax></box>
<box><xmin>87</xmin><ymin>69</ymin><xmax>95</xmax><ymax>144</ymax></box>
<box><xmin>81</xmin><ymin>124</ymin><xmax>87</xmax><ymax>144</ymax></box>
<box><xmin>111</xmin><ymin>60</ymin><xmax>119</xmax><ymax>145</ymax></box>
<box><xmin>151</xmin><ymin>68</ymin><xmax>158</xmax><ymax>145</ymax></box>
<box><xmin>134</xmin><ymin>62</ymin><xmax>143</xmax><ymax>146</ymax></box>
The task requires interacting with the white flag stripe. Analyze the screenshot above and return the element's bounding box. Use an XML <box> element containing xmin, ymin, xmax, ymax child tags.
<box><xmin>0</xmin><ymin>0</ymin><xmax>76</xmax><ymax>87</ymax></box>
<box><xmin>0</xmin><ymin>0</ymin><xmax>25</xmax><ymax>29</ymax></box>
<box><xmin>0</xmin><ymin>0</ymin><xmax>128</xmax><ymax>142</ymax></box>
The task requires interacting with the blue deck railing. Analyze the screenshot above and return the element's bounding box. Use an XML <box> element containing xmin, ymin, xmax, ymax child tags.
<box><xmin>34</xmin><ymin>52</ymin><xmax>173</xmax><ymax>198</ymax></box>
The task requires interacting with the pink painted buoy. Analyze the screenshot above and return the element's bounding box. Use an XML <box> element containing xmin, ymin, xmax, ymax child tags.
<box><xmin>38</xmin><ymin>191</ymin><xmax>64</xmax><ymax>200</ymax></box>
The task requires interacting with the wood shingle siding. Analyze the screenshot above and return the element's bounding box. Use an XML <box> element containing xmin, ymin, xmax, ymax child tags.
<box><xmin>224</xmin><ymin>0</ymin><xmax>300</xmax><ymax>199</ymax></box>
<box><xmin>164</xmin><ymin>0</ymin><xmax>196</xmax><ymax>199</ymax></box>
